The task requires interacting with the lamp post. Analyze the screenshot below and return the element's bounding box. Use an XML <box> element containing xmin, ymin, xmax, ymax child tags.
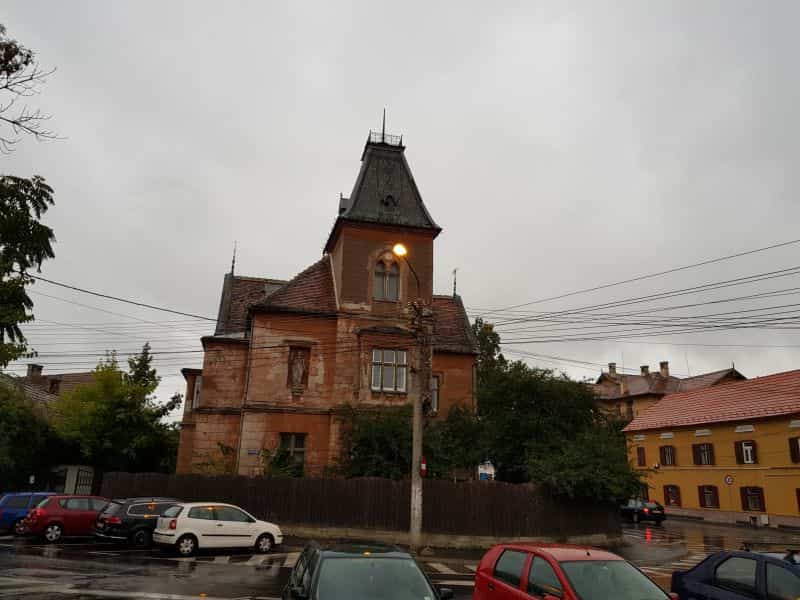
<box><xmin>392</xmin><ymin>242</ymin><xmax>430</xmax><ymax>552</ymax></box>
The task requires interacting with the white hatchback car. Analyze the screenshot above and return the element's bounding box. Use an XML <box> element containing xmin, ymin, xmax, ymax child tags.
<box><xmin>153</xmin><ymin>502</ymin><xmax>283</xmax><ymax>556</ymax></box>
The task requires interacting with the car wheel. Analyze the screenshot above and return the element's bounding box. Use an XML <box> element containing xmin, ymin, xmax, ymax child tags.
<box><xmin>13</xmin><ymin>519</ymin><xmax>26</xmax><ymax>536</ymax></box>
<box><xmin>44</xmin><ymin>523</ymin><xmax>63</xmax><ymax>543</ymax></box>
<box><xmin>255</xmin><ymin>533</ymin><xmax>274</xmax><ymax>554</ymax></box>
<box><xmin>176</xmin><ymin>534</ymin><xmax>197</xmax><ymax>557</ymax></box>
<box><xmin>131</xmin><ymin>529</ymin><xmax>152</xmax><ymax>548</ymax></box>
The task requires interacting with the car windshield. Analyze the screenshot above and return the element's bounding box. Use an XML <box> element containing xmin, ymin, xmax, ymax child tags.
<box><xmin>560</xmin><ymin>560</ymin><xmax>669</xmax><ymax>600</ymax></box>
<box><xmin>645</xmin><ymin>503</ymin><xmax>661</xmax><ymax>509</ymax></box>
<box><xmin>101</xmin><ymin>501</ymin><xmax>124</xmax><ymax>516</ymax></box>
<box><xmin>314</xmin><ymin>557</ymin><xmax>435</xmax><ymax>600</ymax></box>
<box><xmin>163</xmin><ymin>505</ymin><xmax>183</xmax><ymax>518</ymax></box>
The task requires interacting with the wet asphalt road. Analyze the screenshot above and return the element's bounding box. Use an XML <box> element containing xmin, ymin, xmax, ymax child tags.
<box><xmin>1</xmin><ymin>520</ymin><xmax>798</xmax><ymax>599</ymax></box>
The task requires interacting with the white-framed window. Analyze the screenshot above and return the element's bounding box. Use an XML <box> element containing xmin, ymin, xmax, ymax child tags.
<box><xmin>742</xmin><ymin>441</ymin><xmax>755</xmax><ymax>464</ymax></box>
<box><xmin>374</xmin><ymin>261</ymin><xmax>399</xmax><ymax>301</ymax></box>
<box><xmin>371</xmin><ymin>349</ymin><xmax>407</xmax><ymax>392</ymax></box>
<box><xmin>430</xmin><ymin>375</ymin><xmax>440</xmax><ymax>413</ymax></box>
<box><xmin>191</xmin><ymin>375</ymin><xmax>202</xmax><ymax>410</ymax></box>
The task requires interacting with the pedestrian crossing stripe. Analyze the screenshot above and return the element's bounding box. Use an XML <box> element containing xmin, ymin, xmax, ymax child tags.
<box><xmin>428</xmin><ymin>563</ymin><xmax>457</xmax><ymax>574</ymax></box>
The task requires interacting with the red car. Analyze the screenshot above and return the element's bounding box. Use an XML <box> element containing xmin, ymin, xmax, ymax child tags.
<box><xmin>473</xmin><ymin>544</ymin><xmax>674</xmax><ymax>600</ymax></box>
<box><xmin>23</xmin><ymin>495</ymin><xmax>110</xmax><ymax>543</ymax></box>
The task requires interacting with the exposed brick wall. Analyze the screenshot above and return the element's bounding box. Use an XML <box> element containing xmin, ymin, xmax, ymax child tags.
<box><xmin>335</xmin><ymin>224</ymin><xmax>434</xmax><ymax>307</ymax></box>
<box><xmin>200</xmin><ymin>341</ymin><xmax>249</xmax><ymax>409</ymax></box>
<box><xmin>431</xmin><ymin>352</ymin><xmax>476</xmax><ymax>418</ymax></box>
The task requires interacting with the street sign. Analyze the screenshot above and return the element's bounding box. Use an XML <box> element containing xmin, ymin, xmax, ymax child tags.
<box><xmin>725</xmin><ymin>474</ymin><xmax>734</xmax><ymax>485</ymax></box>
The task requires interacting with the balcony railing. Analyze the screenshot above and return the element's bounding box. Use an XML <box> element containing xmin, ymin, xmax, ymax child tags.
<box><xmin>369</xmin><ymin>130</ymin><xmax>403</xmax><ymax>146</ymax></box>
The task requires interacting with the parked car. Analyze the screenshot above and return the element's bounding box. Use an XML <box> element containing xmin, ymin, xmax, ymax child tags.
<box><xmin>473</xmin><ymin>543</ymin><xmax>673</xmax><ymax>600</ymax></box>
<box><xmin>620</xmin><ymin>499</ymin><xmax>666</xmax><ymax>524</ymax></box>
<box><xmin>0</xmin><ymin>491</ymin><xmax>56</xmax><ymax>535</ymax></box>
<box><xmin>282</xmin><ymin>541</ymin><xmax>453</xmax><ymax>600</ymax></box>
<box><xmin>672</xmin><ymin>548</ymin><xmax>800</xmax><ymax>600</ymax></box>
<box><xmin>23</xmin><ymin>495</ymin><xmax>110</xmax><ymax>542</ymax></box>
<box><xmin>95</xmin><ymin>497</ymin><xmax>182</xmax><ymax>547</ymax></box>
<box><xmin>152</xmin><ymin>502</ymin><xmax>283</xmax><ymax>556</ymax></box>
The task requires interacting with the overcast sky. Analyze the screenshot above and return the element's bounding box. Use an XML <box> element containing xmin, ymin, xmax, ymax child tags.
<box><xmin>4</xmin><ymin>1</ymin><xmax>800</xmax><ymax>410</ymax></box>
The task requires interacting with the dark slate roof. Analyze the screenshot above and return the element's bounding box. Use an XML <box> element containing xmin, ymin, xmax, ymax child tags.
<box><xmin>432</xmin><ymin>295</ymin><xmax>479</xmax><ymax>355</ymax></box>
<box><xmin>591</xmin><ymin>367</ymin><xmax>745</xmax><ymax>401</ymax></box>
<box><xmin>20</xmin><ymin>371</ymin><xmax>95</xmax><ymax>396</ymax></box>
<box><xmin>624</xmin><ymin>369</ymin><xmax>800</xmax><ymax>432</ymax></box>
<box><xmin>215</xmin><ymin>274</ymin><xmax>288</xmax><ymax>335</ymax></box>
<box><xmin>325</xmin><ymin>137</ymin><xmax>441</xmax><ymax>251</ymax></box>
<box><xmin>251</xmin><ymin>256</ymin><xmax>338</xmax><ymax>315</ymax></box>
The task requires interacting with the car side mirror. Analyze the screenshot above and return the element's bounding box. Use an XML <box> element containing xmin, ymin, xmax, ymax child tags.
<box><xmin>438</xmin><ymin>587</ymin><xmax>454</xmax><ymax>600</ymax></box>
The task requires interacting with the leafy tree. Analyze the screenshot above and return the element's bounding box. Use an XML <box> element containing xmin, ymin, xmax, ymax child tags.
<box><xmin>262</xmin><ymin>447</ymin><xmax>303</xmax><ymax>478</ymax></box>
<box><xmin>0</xmin><ymin>175</ymin><xmax>55</xmax><ymax>367</ymax></box>
<box><xmin>424</xmin><ymin>407</ymin><xmax>487</xmax><ymax>479</ymax></box>
<box><xmin>0</xmin><ymin>24</ymin><xmax>57</xmax><ymax>151</ymax></box>
<box><xmin>0</xmin><ymin>377</ymin><xmax>69</xmax><ymax>487</ymax></box>
<box><xmin>0</xmin><ymin>24</ymin><xmax>58</xmax><ymax>367</ymax></box>
<box><xmin>471</xmin><ymin>317</ymin><xmax>506</xmax><ymax>389</ymax></box>
<box><xmin>53</xmin><ymin>346</ymin><xmax>183</xmax><ymax>473</ymax></box>
<box><xmin>336</xmin><ymin>405</ymin><xmax>412</xmax><ymax>479</ymax></box>
<box><xmin>528</xmin><ymin>419</ymin><xmax>643</xmax><ymax>502</ymax></box>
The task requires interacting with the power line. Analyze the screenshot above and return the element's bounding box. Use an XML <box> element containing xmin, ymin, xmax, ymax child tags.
<box><xmin>479</xmin><ymin>237</ymin><xmax>800</xmax><ymax>315</ymax></box>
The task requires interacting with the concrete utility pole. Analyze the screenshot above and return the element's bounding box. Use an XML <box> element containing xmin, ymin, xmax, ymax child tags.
<box><xmin>407</xmin><ymin>299</ymin><xmax>433</xmax><ymax>552</ymax></box>
<box><xmin>392</xmin><ymin>243</ymin><xmax>432</xmax><ymax>552</ymax></box>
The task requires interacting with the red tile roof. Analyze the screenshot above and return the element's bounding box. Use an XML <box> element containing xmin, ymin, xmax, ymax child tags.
<box><xmin>432</xmin><ymin>295</ymin><xmax>479</xmax><ymax>355</ymax></box>
<box><xmin>254</xmin><ymin>256</ymin><xmax>338</xmax><ymax>314</ymax></box>
<box><xmin>215</xmin><ymin>275</ymin><xmax>287</xmax><ymax>335</ymax></box>
<box><xmin>624</xmin><ymin>369</ymin><xmax>800</xmax><ymax>432</ymax></box>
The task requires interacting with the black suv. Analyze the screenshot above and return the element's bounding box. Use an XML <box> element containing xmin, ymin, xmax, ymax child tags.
<box><xmin>95</xmin><ymin>497</ymin><xmax>181</xmax><ymax>547</ymax></box>
<box><xmin>282</xmin><ymin>541</ymin><xmax>453</xmax><ymax>600</ymax></box>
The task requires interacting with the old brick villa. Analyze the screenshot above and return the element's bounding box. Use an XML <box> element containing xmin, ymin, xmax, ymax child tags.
<box><xmin>176</xmin><ymin>131</ymin><xmax>478</xmax><ymax>476</ymax></box>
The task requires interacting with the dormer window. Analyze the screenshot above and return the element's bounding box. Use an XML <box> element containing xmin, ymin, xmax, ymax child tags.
<box><xmin>374</xmin><ymin>260</ymin><xmax>399</xmax><ymax>301</ymax></box>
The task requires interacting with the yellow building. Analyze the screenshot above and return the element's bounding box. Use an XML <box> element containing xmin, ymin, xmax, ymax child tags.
<box><xmin>624</xmin><ymin>369</ymin><xmax>800</xmax><ymax>528</ymax></box>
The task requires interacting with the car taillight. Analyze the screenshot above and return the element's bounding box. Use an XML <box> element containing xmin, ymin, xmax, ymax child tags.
<box><xmin>643</xmin><ymin>507</ymin><xmax>650</xmax><ymax>513</ymax></box>
<box><xmin>106</xmin><ymin>516</ymin><xmax>121</xmax><ymax>525</ymax></box>
<box><xmin>29</xmin><ymin>508</ymin><xmax>44</xmax><ymax>519</ymax></box>
<box><xmin>169</xmin><ymin>519</ymin><xmax>177</xmax><ymax>530</ymax></box>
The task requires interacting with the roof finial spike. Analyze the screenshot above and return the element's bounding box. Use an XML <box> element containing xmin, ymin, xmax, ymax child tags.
<box><xmin>382</xmin><ymin>107</ymin><xmax>386</xmax><ymax>143</ymax></box>
<box><xmin>452</xmin><ymin>267</ymin><xmax>458</xmax><ymax>297</ymax></box>
<box><xmin>231</xmin><ymin>241</ymin><xmax>237</xmax><ymax>275</ymax></box>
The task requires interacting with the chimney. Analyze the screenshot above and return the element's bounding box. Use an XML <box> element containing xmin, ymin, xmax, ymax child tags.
<box><xmin>608</xmin><ymin>362</ymin><xmax>617</xmax><ymax>377</ymax></box>
<box><xmin>26</xmin><ymin>364</ymin><xmax>43</xmax><ymax>378</ymax></box>
<box><xmin>660</xmin><ymin>361</ymin><xmax>670</xmax><ymax>377</ymax></box>
<box><xmin>640</xmin><ymin>365</ymin><xmax>650</xmax><ymax>376</ymax></box>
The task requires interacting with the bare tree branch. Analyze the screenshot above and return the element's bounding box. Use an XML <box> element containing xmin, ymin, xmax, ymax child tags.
<box><xmin>0</xmin><ymin>24</ymin><xmax>58</xmax><ymax>152</ymax></box>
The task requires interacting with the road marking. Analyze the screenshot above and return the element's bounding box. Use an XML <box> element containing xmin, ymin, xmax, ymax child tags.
<box><xmin>283</xmin><ymin>551</ymin><xmax>299</xmax><ymax>567</ymax></box>
<box><xmin>428</xmin><ymin>562</ymin><xmax>457</xmax><ymax>574</ymax></box>
<box><xmin>465</xmin><ymin>565</ymin><xmax>477</xmax><ymax>572</ymax></box>
<box><xmin>214</xmin><ymin>556</ymin><xmax>231</xmax><ymax>564</ymax></box>
<box><xmin>245</xmin><ymin>555</ymin><xmax>268</xmax><ymax>566</ymax></box>
<box><xmin>0</xmin><ymin>582</ymin><xmax>280</xmax><ymax>600</ymax></box>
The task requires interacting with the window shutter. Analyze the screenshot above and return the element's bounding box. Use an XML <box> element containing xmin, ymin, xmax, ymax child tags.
<box><xmin>796</xmin><ymin>489</ymin><xmax>800</xmax><ymax>512</ymax></box>
<box><xmin>698</xmin><ymin>486</ymin><xmax>705</xmax><ymax>508</ymax></box>
<box><xmin>757</xmin><ymin>488</ymin><xmax>765</xmax><ymax>512</ymax></box>
<box><xmin>750</xmin><ymin>441</ymin><xmax>758</xmax><ymax>464</ymax></box>
<box><xmin>663</xmin><ymin>485</ymin><xmax>669</xmax><ymax>504</ymax></box>
<box><xmin>692</xmin><ymin>444</ymin><xmax>700</xmax><ymax>465</ymax></box>
<box><xmin>708</xmin><ymin>444</ymin><xmax>716</xmax><ymax>465</ymax></box>
<box><xmin>740</xmin><ymin>487</ymin><xmax>748</xmax><ymax>511</ymax></box>
<box><xmin>659</xmin><ymin>446</ymin><xmax>666</xmax><ymax>465</ymax></box>
<box><xmin>734</xmin><ymin>441</ymin><xmax>744</xmax><ymax>465</ymax></box>
<box><xmin>712</xmin><ymin>486</ymin><xmax>720</xmax><ymax>508</ymax></box>
<box><xmin>675</xmin><ymin>486</ymin><xmax>682</xmax><ymax>507</ymax></box>
<box><xmin>790</xmin><ymin>438</ymin><xmax>800</xmax><ymax>464</ymax></box>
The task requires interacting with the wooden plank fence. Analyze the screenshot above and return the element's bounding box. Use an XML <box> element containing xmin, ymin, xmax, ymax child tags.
<box><xmin>101</xmin><ymin>473</ymin><xmax>619</xmax><ymax>538</ymax></box>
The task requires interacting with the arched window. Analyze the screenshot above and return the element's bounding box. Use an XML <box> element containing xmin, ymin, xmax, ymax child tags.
<box><xmin>374</xmin><ymin>260</ymin><xmax>399</xmax><ymax>301</ymax></box>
